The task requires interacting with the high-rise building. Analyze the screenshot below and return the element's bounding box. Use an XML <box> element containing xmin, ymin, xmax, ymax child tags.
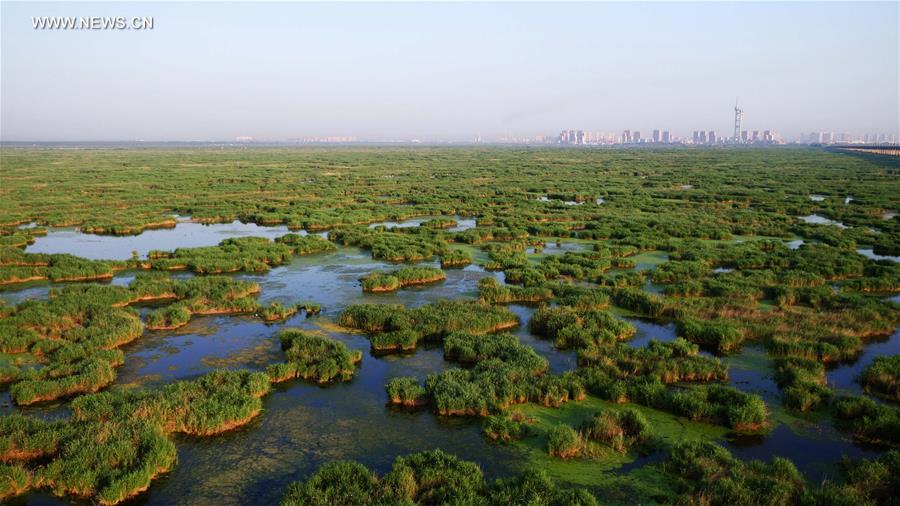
<box><xmin>652</xmin><ymin>129</ymin><xmax>661</xmax><ymax>143</ymax></box>
<box><xmin>751</xmin><ymin>130</ymin><xmax>760</xmax><ymax>142</ymax></box>
<box><xmin>662</xmin><ymin>130</ymin><xmax>670</xmax><ymax>143</ymax></box>
<box><xmin>699</xmin><ymin>131</ymin><xmax>707</xmax><ymax>144</ymax></box>
<box><xmin>576</xmin><ymin>130</ymin><xmax>585</xmax><ymax>145</ymax></box>
<box><xmin>567</xmin><ymin>130</ymin><xmax>576</xmax><ymax>143</ymax></box>
<box><xmin>708</xmin><ymin>131</ymin><xmax>717</xmax><ymax>144</ymax></box>
<box><xmin>763</xmin><ymin>130</ymin><xmax>773</xmax><ymax>143</ymax></box>
<box><xmin>622</xmin><ymin>130</ymin><xmax>632</xmax><ymax>144</ymax></box>
<box><xmin>633</xmin><ymin>131</ymin><xmax>641</xmax><ymax>143</ymax></box>
<box><xmin>741</xmin><ymin>130</ymin><xmax>749</xmax><ymax>142</ymax></box>
<box><xmin>692</xmin><ymin>131</ymin><xmax>700</xmax><ymax>144</ymax></box>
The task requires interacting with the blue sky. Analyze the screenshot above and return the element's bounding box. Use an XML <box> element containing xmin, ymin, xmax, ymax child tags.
<box><xmin>1</xmin><ymin>1</ymin><xmax>897</xmax><ymax>141</ymax></box>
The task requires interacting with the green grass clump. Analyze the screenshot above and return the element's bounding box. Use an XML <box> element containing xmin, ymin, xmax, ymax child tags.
<box><xmin>394</xmin><ymin>266</ymin><xmax>446</xmax><ymax>286</ymax></box>
<box><xmin>443</xmin><ymin>332</ymin><xmax>547</xmax><ymax>374</ymax></box>
<box><xmin>37</xmin><ymin>419</ymin><xmax>177</xmax><ymax>505</ymax></box>
<box><xmin>2</xmin><ymin>370</ymin><xmax>271</xmax><ymax>503</ymax></box>
<box><xmin>257</xmin><ymin>302</ymin><xmax>300</xmax><ymax>322</ymax></box>
<box><xmin>482</xmin><ymin>413</ymin><xmax>529</xmax><ymax>442</ymax></box>
<box><xmin>542</xmin><ymin>408</ymin><xmax>660</xmax><ymax>462</ymax></box>
<box><xmin>573</xmin><ymin>340</ymin><xmax>760</xmax><ymax>430</ymax></box>
<box><xmin>651</xmin><ymin>260</ymin><xmax>712</xmax><ymax>284</ymax></box>
<box><xmin>678</xmin><ymin>317</ymin><xmax>745</xmax><ymax>354</ymax></box>
<box><xmin>0</xmin><ymin>463</ymin><xmax>31</xmax><ymax>501</ymax></box>
<box><xmin>386</xmin><ymin>376</ymin><xmax>428</xmax><ymax>407</ymax></box>
<box><xmin>547</xmin><ymin>424</ymin><xmax>581</xmax><ymax>459</ymax></box>
<box><xmin>267</xmin><ymin>330</ymin><xmax>361</xmax><ymax>384</ymax></box>
<box><xmin>0</xmin><ymin>364</ymin><xmax>19</xmax><ymax>383</ymax></box>
<box><xmin>0</xmin><ymin>414</ymin><xmax>73</xmax><ymax>462</ymax></box>
<box><xmin>609</xmin><ymin>288</ymin><xmax>671</xmax><ymax>318</ymax></box>
<box><xmin>339</xmin><ymin>300</ymin><xmax>518</xmax><ymax>353</ymax></box>
<box><xmin>0</xmin><ymin>249</ymin><xmax>126</xmax><ymax>286</ymax></box>
<box><xmin>147</xmin><ymin>235</ymin><xmax>332</xmax><ymax>274</ymax></box>
<box><xmin>810</xmin><ymin>450</ymin><xmax>900</xmax><ymax>504</ymax></box>
<box><xmin>360</xmin><ymin>266</ymin><xmax>445</xmax><ymax>292</ymax></box>
<box><xmin>487</xmin><ymin>469</ymin><xmax>599</xmax><ymax>505</ymax></box>
<box><xmin>382</xmin><ymin>449</ymin><xmax>485</xmax><ymax>504</ymax></box>
<box><xmin>424</xmin><ymin>361</ymin><xmax>584</xmax><ymax>416</ymax></box>
<box><xmin>662</xmin><ymin>441</ymin><xmax>805</xmax><ymax>505</ymax></box>
<box><xmin>360</xmin><ymin>272</ymin><xmax>401</xmax><ymax>292</ymax></box>
<box><xmin>395</xmin><ymin>322</ymin><xmax>582</xmax><ymax>417</ymax></box>
<box><xmin>496</xmin><ymin>247</ymin><xmax>635</xmax><ymax>287</ymax></box>
<box><xmin>773</xmin><ymin>357</ymin><xmax>832</xmax><ymax>411</ymax></box>
<box><xmin>145</xmin><ymin>303</ymin><xmax>192</xmax><ymax>330</ymax></box>
<box><xmin>548</xmin><ymin>283</ymin><xmax>611</xmax><ymax>309</ymax></box>
<box><xmin>859</xmin><ymin>354</ymin><xmax>900</xmax><ymax>402</ymax></box>
<box><xmin>833</xmin><ymin>395</ymin><xmax>900</xmax><ymax>446</ymax></box>
<box><xmin>139</xmin><ymin>275</ymin><xmax>261</xmax><ymax>329</ymax></box>
<box><xmin>336</xmin><ymin>303</ymin><xmax>407</xmax><ymax>332</ymax></box>
<box><xmin>421</xmin><ymin>217</ymin><xmax>457</xmax><ymax>229</ymax></box>
<box><xmin>580</xmin><ymin>408</ymin><xmax>657</xmax><ymax>454</ymax></box>
<box><xmin>369</xmin><ymin>330</ymin><xmax>420</xmax><ymax>352</ymax></box>
<box><xmin>578</xmin><ymin>338</ymin><xmax>727</xmax><ymax>386</ymax></box>
<box><xmin>10</xmin><ymin>349</ymin><xmax>122</xmax><ymax>405</ymax></box>
<box><xmin>257</xmin><ymin>301</ymin><xmax>318</xmax><ymax>322</ymax></box>
<box><xmin>477</xmin><ymin>277</ymin><xmax>552</xmax><ymax>304</ymax></box>
<box><xmin>440</xmin><ymin>248</ymin><xmax>472</xmax><ymax>268</ymax></box>
<box><xmin>668</xmin><ymin>385</ymin><xmax>768</xmax><ymax>431</ymax></box>
<box><xmin>282</xmin><ymin>449</ymin><xmax>596</xmax><ymax>505</ymax></box>
<box><xmin>529</xmin><ymin>305</ymin><xmax>635</xmax><ymax>349</ymax></box>
<box><xmin>331</xmin><ymin>227</ymin><xmax>448</xmax><ymax>262</ymax></box>
<box><xmin>273</xmin><ymin>233</ymin><xmax>337</xmax><ymax>254</ymax></box>
<box><xmin>481</xmin><ymin>242</ymin><xmax>529</xmax><ymax>271</ymax></box>
<box><xmin>282</xmin><ymin>460</ymin><xmax>379</xmax><ymax>506</ymax></box>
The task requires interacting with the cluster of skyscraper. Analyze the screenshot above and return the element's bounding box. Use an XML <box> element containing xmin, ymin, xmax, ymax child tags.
<box><xmin>555</xmin><ymin>128</ymin><xmax>776</xmax><ymax>145</ymax></box>
<box><xmin>555</xmin><ymin>104</ymin><xmax>786</xmax><ymax>146</ymax></box>
<box><xmin>804</xmin><ymin>132</ymin><xmax>897</xmax><ymax>145</ymax></box>
<box><xmin>690</xmin><ymin>129</ymin><xmax>776</xmax><ymax>145</ymax></box>
<box><xmin>556</xmin><ymin>130</ymin><xmax>622</xmax><ymax>145</ymax></box>
<box><xmin>286</xmin><ymin>136</ymin><xmax>359</xmax><ymax>143</ymax></box>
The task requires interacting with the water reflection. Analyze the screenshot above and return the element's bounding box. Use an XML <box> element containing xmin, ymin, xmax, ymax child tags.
<box><xmin>827</xmin><ymin>328</ymin><xmax>900</xmax><ymax>396</ymax></box>
<box><xmin>798</xmin><ymin>214</ymin><xmax>849</xmax><ymax>229</ymax></box>
<box><xmin>0</xmin><ymin>284</ymin><xmax>50</xmax><ymax>306</ymax></box>
<box><xmin>504</xmin><ymin>304</ymin><xmax>577</xmax><ymax>374</ymax></box>
<box><xmin>725</xmin><ymin>424</ymin><xmax>879</xmax><ymax>483</ymax></box>
<box><xmin>367</xmin><ymin>215</ymin><xmax>476</xmax><ymax>232</ymax></box>
<box><xmin>856</xmin><ymin>249</ymin><xmax>900</xmax><ymax>263</ymax></box>
<box><xmin>786</xmin><ymin>239</ymin><xmax>805</xmax><ymax>250</ymax></box>
<box><xmin>25</xmin><ymin>220</ymin><xmax>319</xmax><ymax>260</ymax></box>
<box><xmin>25</xmin><ymin>215</ymin><xmax>475</xmax><ymax>262</ymax></box>
<box><xmin>624</xmin><ymin>318</ymin><xmax>677</xmax><ymax>348</ymax></box>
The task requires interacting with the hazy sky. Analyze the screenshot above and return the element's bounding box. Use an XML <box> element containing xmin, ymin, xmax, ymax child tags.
<box><xmin>2</xmin><ymin>1</ymin><xmax>898</xmax><ymax>141</ymax></box>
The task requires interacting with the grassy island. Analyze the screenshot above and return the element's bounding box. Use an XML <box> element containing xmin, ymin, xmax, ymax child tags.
<box><xmin>267</xmin><ymin>330</ymin><xmax>362</xmax><ymax>384</ymax></box>
<box><xmin>338</xmin><ymin>300</ymin><xmax>519</xmax><ymax>353</ymax></box>
<box><xmin>859</xmin><ymin>355</ymin><xmax>900</xmax><ymax>402</ymax></box>
<box><xmin>360</xmin><ymin>266</ymin><xmax>446</xmax><ymax>292</ymax></box>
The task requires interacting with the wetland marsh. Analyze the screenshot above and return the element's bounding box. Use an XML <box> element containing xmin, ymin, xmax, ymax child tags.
<box><xmin>1</xmin><ymin>147</ymin><xmax>898</xmax><ymax>504</ymax></box>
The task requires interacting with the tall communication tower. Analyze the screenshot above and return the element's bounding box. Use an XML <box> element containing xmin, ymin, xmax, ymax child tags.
<box><xmin>733</xmin><ymin>99</ymin><xmax>743</xmax><ymax>143</ymax></box>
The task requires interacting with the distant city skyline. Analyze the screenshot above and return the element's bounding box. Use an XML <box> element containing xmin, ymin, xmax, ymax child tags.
<box><xmin>2</xmin><ymin>2</ymin><xmax>898</xmax><ymax>142</ymax></box>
